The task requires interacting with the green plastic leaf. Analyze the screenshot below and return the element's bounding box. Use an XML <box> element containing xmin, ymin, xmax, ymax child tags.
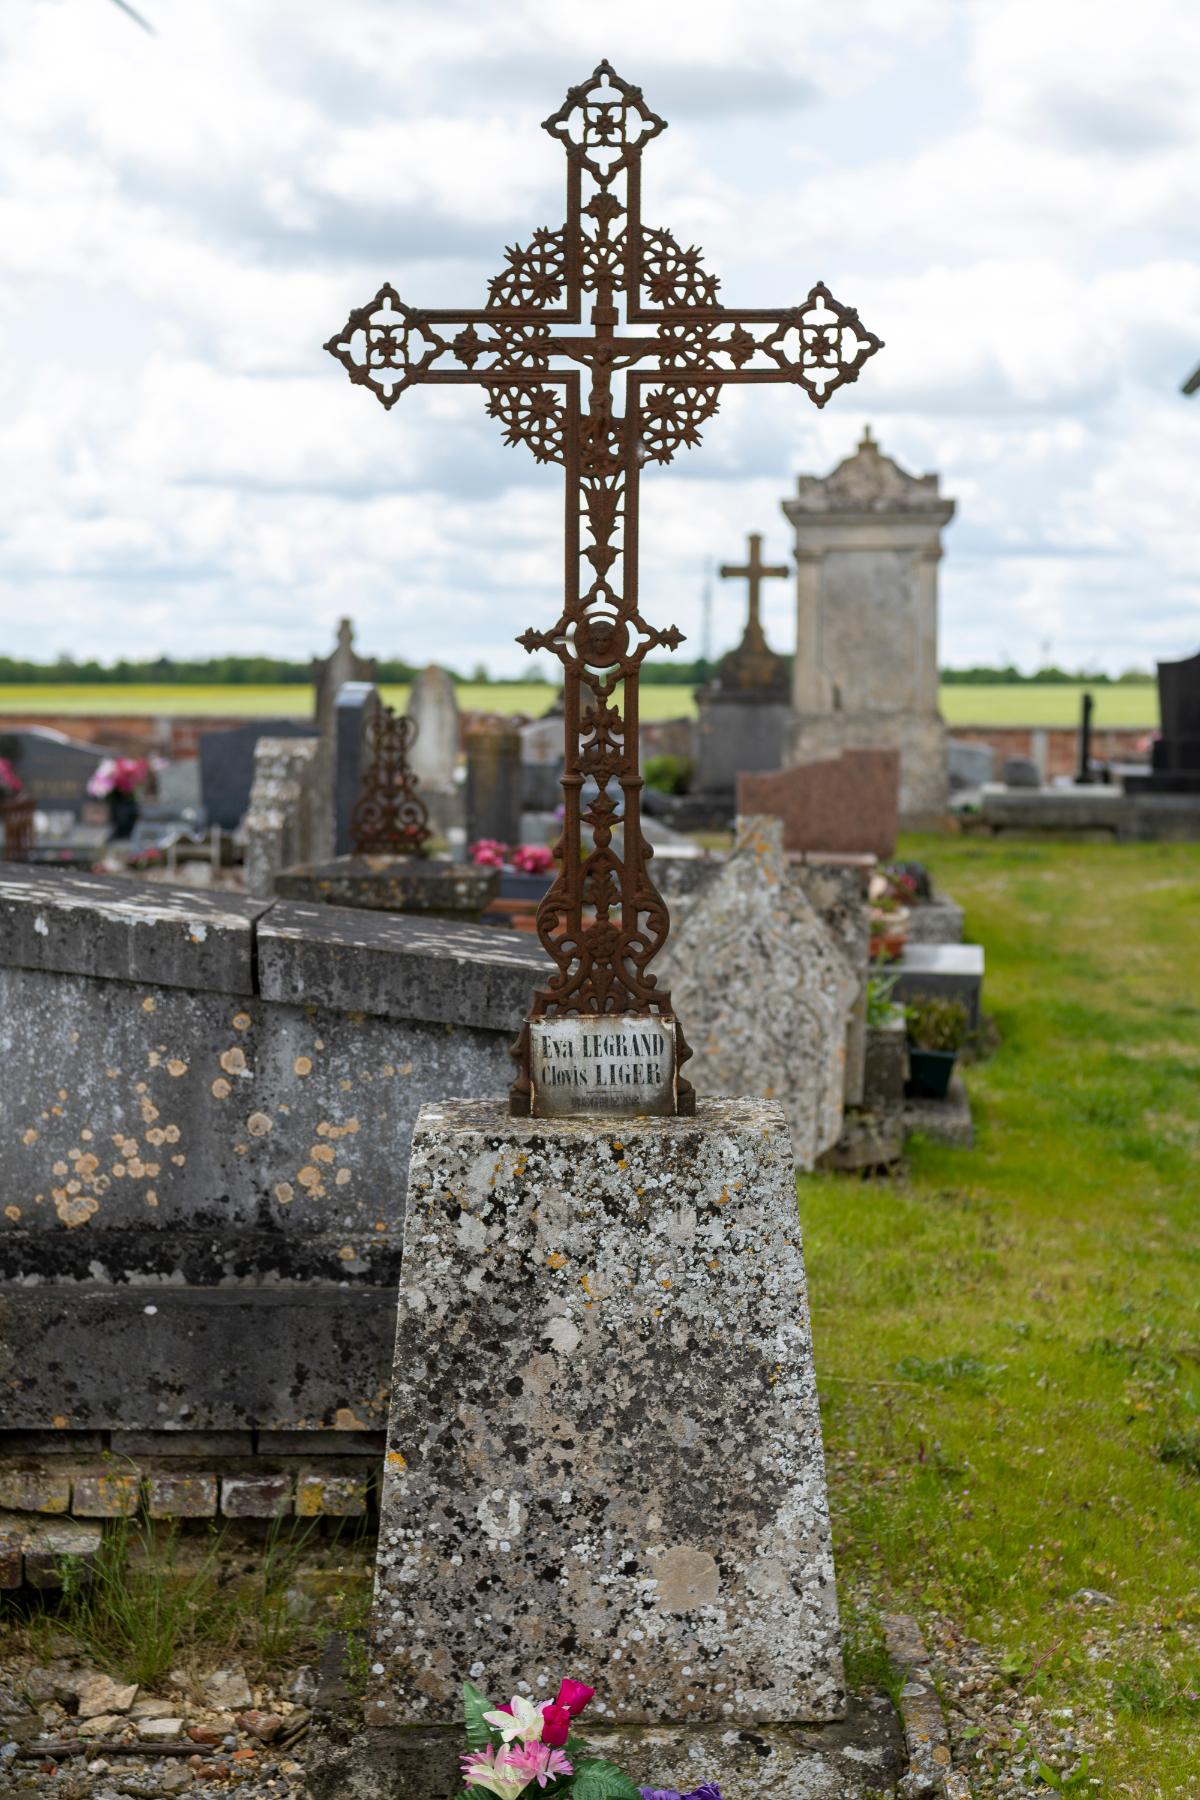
<box><xmin>463</xmin><ymin>1680</ymin><xmax>494</xmax><ymax>1751</ymax></box>
<box><xmin>570</xmin><ymin>1758</ymin><xmax>643</xmax><ymax>1800</ymax></box>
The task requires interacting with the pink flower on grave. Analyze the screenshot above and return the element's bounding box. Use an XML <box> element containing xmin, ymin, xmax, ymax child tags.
<box><xmin>539</xmin><ymin>1675</ymin><xmax>594</xmax><ymax>1746</ymax></box>
<box><xmin>511</xmin><ymin>843</ymin><xmax>554</xmax><ymax>875</ymax></box>
<box><xmin>469</xmin><ymin>837</ymin><xmax>508</xmax><ymax>868</ymax></box>
<box><xmin>460</xmin><ymin>1742</ymin><xmax>572</xmax><ymax>1798</ymax></box>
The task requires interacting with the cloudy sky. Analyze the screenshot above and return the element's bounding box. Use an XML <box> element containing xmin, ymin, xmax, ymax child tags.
<box><xmin>1</xmin><ymin>0</ymin><xmax>1197</xmax><ymax>676</ymax></box>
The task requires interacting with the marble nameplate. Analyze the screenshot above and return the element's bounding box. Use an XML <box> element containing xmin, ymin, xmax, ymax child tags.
<box><xmin>530</xmin><ymin>1014</ymin><xmax>677</xmax><ymax>1118</ymax></box>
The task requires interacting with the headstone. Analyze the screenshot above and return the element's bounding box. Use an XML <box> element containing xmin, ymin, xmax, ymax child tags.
<box><xmin>891</xmin><ymin>942</ymin><xmax>984</xmax><ymax>1030</ymax></box>
<box><xmin>465</xmin><ymin>724</ymin><xmax>521</xmax><ymax>850</ymax></box>
<box><xmin>1002</xmin><ymin>755</ymin><xmax>1040</xmax><ymax>789</ymax></box>
<box><xmin>690</xmin><ymin>533</ymin><xmax>792</xmax><ymax>807</ymax></box>
<box><xmin>369</xmin><ymin>1096</ymin><xmax>842</xmax><ymax>1730</ymax></box>
<box><xmin>738</xmin><ymin>749</ymin><xmax>900</xmax><ymax>858</ymax></box>
<box><xmin>155</xmin><ymin>760</ymin><xmax>203</xmax><ymax>817</ymax></box>
<box><xmin>312</xmin><ymin>618</ymin><xmax>376</xmax><ymax>737</ymax></box>
<box><xmin>333</xmin><ymin>683</ymin><xmax>380</xmax><ymax>856</ymax></box>
<box><xmin>405</xmin><ymin>666</ymin><xmax>459</xmax><ymax>789</ymax></box>
<box><xmin>243</xmin><ymin>737</ymin><xmax>330</xmax><ymax>900</ymax></box>
<box><xmin>1125</xmin><ymin>652</ymin><xmax>1200</xmax><ymax>793</ymax></box>
<box><xmin>518</xmin><ymin>710</ymin><xmax>564</xmax><ymax>811</ymax></box>
<box><xmin>783</xmin><ymin>426</ymin><xmax>953</xmax><ymax>821</ymax></box>
<box><xmin>198</xmin><ymin>719</ymin><xmax>317</xmax><ymax>834</ymax></box>
<box><xmin>948</xmin><ymin>737</ymin><xmax>994</xmax><ymax>790</ymax></box>
<box><xmin>0</xmin><ymin>728</ymin><xmax>108</xmax><ymax>818</ymax></box>
<box><xmin>658</xmin><ymin>817</ymin><xmax>860</xmax><ymax>1169</ymax></box>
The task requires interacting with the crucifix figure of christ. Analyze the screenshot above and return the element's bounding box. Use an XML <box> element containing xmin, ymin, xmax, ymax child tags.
<box><xmin>325</xmin><ymin>61</ymin><xmax>882</xmax><ymax>1117</ymax></box>
<box><xmin>718</xmin><ymin>532</ymin><xmax>791</xmax><ymax>691</ymax></box>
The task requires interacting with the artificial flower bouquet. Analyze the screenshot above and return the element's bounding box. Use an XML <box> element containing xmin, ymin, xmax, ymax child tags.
<box><xmin>467</xmin><ymin>839</ymin><xmax>555</xmax><ymax>875</ymax></box>
<box><xmin>87</xmin><ymin>755</ymin><xmax>151</xmax><ymax>799</ymax></box>
<box><xmin>459</xmin><ymin>1677</ymin><xmax>720</xmax><ymax>1800</ymax></box>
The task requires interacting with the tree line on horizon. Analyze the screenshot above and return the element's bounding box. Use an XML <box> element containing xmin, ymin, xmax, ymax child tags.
<box><xmin>0</xmin><ymin>653</ymin><xmax>1157</xmax><ymax>687</ymax></box>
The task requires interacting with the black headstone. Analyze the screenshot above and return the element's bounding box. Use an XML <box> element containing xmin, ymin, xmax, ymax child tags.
<box><xmin>334</xmin><ymin>682</ymin><xmax>381</xmax><ymax>856</ymax></box>
<box><xmin>0</xmin><ymin>728</ymin><xmax>109</xmax><ymax>817</ymax></box>
<box><xmin>1126</xmin><ymin>652</ymin><xmax>1200</xmax><ymax>794</ymax></box>
<box><xmin>198</xmin><ymin>719</ymin><xmax>318</xmax><ymax>832</ymax></box>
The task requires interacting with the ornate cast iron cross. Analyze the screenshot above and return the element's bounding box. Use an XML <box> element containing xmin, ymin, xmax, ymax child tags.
<box><xmin>325</xmin><ymin>61</ymin><xmax>882</xmax><ymax>1117</ymax></box>
<box><xmin>349</xmin><ymin>704</ymin><xmax>431</xmax><ymax>858</ymax></box>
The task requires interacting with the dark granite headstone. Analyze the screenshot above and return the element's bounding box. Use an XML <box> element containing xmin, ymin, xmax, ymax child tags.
<box><xmin>465</xmin><ymin>724</ymin><xmax>522</xmax><ymax>848</ymax></box>
<box><xmin>0</xmin><ymin>728</ymin><xmax>110</xmax><ymax>818</ymax></box>
<box><xmin>334</xmin><ymin>683</ymin><xmax>381</xmax><ymax>855</ymax></box>
<box><xmin>198</xmin><ymin>719</ymin><xmax>317</xmax><ymax>832</ymax></box>
<box><xmin>1126</xmin><ymin>652</ymin><xmax>1200</xmax><ymax>793</ymax></box>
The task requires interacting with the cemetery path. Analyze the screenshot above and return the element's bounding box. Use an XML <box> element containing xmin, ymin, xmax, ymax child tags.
<box><xmin>806</xmin><ymin>834</ymin><xmax>1200</xmax><ymax>1798</ymax></box>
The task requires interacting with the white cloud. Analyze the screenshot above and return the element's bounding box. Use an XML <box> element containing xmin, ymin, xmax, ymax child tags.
<box><xmin>0</xmin><ymin>0</ymin><xmax>1195</xmax><ymax>676</ymax></box>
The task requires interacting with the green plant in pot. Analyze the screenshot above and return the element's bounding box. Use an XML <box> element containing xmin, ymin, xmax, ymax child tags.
<box><xmin>905</xmin><ymin>995</ymin><xmax>969</xmax><ymax>1100</ymax></box>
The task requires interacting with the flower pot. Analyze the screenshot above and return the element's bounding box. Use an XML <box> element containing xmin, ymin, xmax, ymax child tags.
<box><xmin>906</xmin><ymin>1046</ymin><xmax>957</xmax><ymax>1100</ymax></box>
<box><xmin>107</xmin><ymin>791</ymin><xmax>140</xmax><ymax>841</ymax></box>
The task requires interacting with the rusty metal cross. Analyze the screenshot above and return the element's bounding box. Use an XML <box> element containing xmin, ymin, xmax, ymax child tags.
<box><xmin>325</xmin><ymin>61</ymin><xmax>882</xmax><ymax>1115</ymax></box>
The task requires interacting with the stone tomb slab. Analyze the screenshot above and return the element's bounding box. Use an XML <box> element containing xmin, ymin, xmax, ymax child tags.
<box><xmin>274</xmin><ymin>854</ymin><xmax>496</xmax><ymax>921</ymax></box>
<box><xmin>370</xmin><ymin>1096</ymin><xmax>842</xmax><ymax>1728</ymax></box>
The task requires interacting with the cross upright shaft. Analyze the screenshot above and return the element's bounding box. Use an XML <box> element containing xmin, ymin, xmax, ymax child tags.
<box><xmin>324</xmin><ymin>61</ymin><xmax>882</xmax><ymax>1115</ymax></box>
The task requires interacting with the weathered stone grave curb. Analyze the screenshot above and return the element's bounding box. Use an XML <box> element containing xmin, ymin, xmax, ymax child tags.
<box><xmin>304</xmin><ymin>1613</ymin><xmax>973</xmax><ymax>1797</ymax></box>
<box><xmin>0</xmin><ymin>866</ymin><xmax>551</xmax><ymax>1467</ymax></box>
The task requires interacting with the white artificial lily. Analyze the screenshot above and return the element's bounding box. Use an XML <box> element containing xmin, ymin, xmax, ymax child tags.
<box><xmin>482</xmin><ymin>1694</ymin><xmax>544</xmax><ymax>1745</ymax></box>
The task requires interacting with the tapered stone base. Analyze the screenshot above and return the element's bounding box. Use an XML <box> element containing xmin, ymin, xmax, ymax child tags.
<box><xmin>368</xmin><ymin>1097</ymin><xmax>843</xmax><ymax>1729</ymax></box>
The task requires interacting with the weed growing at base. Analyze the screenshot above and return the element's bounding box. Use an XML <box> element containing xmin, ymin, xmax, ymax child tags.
<box><xmin>15</xmin><ymin>1517</ymin><xmax>374</xmax><ymax>1686</ymax></box>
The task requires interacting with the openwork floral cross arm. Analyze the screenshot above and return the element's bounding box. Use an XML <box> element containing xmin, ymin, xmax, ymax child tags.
<box><xmin>325</xmin><ymin>61</ymin><xmax>882</xmax><ymax>1116</ymax></box>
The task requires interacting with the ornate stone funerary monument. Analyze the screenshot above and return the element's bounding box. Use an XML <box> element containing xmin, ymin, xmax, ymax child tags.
<box><xmin>318</xmin><ymin>64</ymin><xmax>891</xmax><ymax>1798</ymax></box>
<box><xmin>783</xmin><ymin>425</ymin><xmax>955</xmax><ymax>822</ymax></box>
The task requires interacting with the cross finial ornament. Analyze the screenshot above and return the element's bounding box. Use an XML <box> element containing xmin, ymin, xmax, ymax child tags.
<box><xmin>325</xmin><ymin>61</ymin><xmax>883</xmax><ymax>1117</ymax></box>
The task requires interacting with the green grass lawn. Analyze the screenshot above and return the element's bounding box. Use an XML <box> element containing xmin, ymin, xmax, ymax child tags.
<box><xmin>807</xmin><ymin>835</ymin><xmax>1200</xmax><ymax>1794</ymax></box>
<box><xmin>0</xmin><ymin>681</ymin><xmax>1159</xmax><ymax>728</ymax></box>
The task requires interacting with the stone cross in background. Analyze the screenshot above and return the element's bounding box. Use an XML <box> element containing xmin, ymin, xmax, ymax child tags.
<box><xmin>717</xmin><ymin>531</ymin><xmax>790</xmax><ymax>689</ymax></box>
<box><xmin>312</xmin><ymin>618</ymin><xmax>376</xmax><ymax>738</ymax></box>
<box><xmin>325</xmin><ymin>61</ymin><xmax>881</xmax><ymax>1116</ymax></box>
<box><xmin>349</xmin><ymin>704</ymin><xmax>431</xmax><ymax>857</ymax></box>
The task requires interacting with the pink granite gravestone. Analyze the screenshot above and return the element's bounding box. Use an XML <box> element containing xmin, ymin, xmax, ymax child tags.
<box><xmin>738</xmin><ymin>749</ymin><xmax>900</xmax><ymax>858</ymax></box>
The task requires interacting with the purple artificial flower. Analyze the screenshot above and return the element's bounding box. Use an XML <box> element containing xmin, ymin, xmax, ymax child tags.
<box><xmin>639</xmin><ymin>1787</ymin><xmax>722</xmax><ymax>1800</ymax></box>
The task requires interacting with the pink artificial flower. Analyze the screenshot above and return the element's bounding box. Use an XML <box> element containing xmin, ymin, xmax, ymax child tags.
<box><xmin>538</xmin><ymin>1702</ymin><xmax>571</xmax><ymax>1748</ymax></box>
<box><xmin>460</xmin><ymin>1742</ymin><xmax>572</xmax><ymax>1799</ymax></box>
<box><xmin>511</xmin><ymin>843</ymin><xmax>554</xmax><ymax>875</ymax></box>
<box><xmin>506</xmin><ymin>1742</ymin><xmax>573</xmax><ymax>1790</ymax></box>
<box><xmin>0</xmin><ymin>758</ymin><xmax>21</xmax><ymax>796</ymax></box>
<box><xmin>87</xmin><ymin>758</ymin><xmax>118</xmax><ymax>799</ymax></box>
<box><xmin>556</xmin><ymin>1679</ymin><xmax>595</xmax><ymax>1719</ymax></box>
<box><xmin>469</xmin><ymin>837</ymin><xmax>508</xmax><ymax>868</ymax></box>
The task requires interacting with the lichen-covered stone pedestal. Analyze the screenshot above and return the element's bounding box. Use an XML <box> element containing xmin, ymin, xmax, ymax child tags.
<box><xmin>361</xmin><ymin>1096</ymin><xmax>844</xmax><ymax>1794</ymax></box>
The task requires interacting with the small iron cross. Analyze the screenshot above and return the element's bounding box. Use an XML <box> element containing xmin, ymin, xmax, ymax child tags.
<box><xmin>325</xmin><ymin>61</ymin><xmax>882</xmax><ymax>1115</ymax></box>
